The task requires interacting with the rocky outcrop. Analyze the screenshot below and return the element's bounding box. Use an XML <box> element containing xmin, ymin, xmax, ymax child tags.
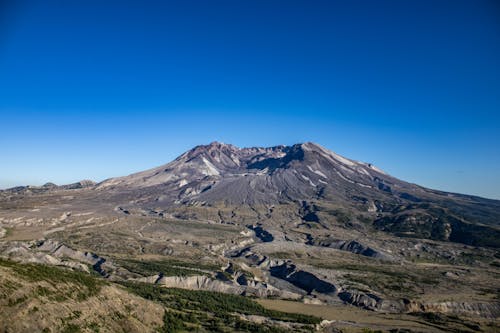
<box><xmin>269</xmin><ymin>262</ymin><xmax>337</xmax><ymax>294</ymax></box>
<box><xmin>337</xmin><ymin>290</ymin><xmax>408</xmax><ymax>313</ymax></box>
<box><xmin>374</xmin><ymin>209</ymin><xmax>500</xmax><ymax>248</ymax></box>
<box><xmin>0</xmin><ymin>180</ymin><xmax>96</xmax><ymax>195</ymax></box>
<box><xmin>0</xmin><ymin>239</ymin><xmax>118</xmax><ymax>277</ymax></box>
<box><xmin>37</xmin><ymin>239</ymin><xmax>115</xmax><ymax>276</ymax></box>
<box><xmin>247</xmin><ymin>224</ymin><xmax>274</xmax><ymax>242</ymax></box>
<box><xmin>133</xmin><ymin>274</ymin><xmax>302</xmax><ymax>299</ymax></box>
<box><xmin>307</xmin><ymin>237</ymin><xmax>395</xmax><ymax>261</ymax></box>
<box><xmin>1</xmin><ymin>241</ymin><xmax>91</xmax><ymax>272</ymax></box>
<box><xmin>338</xmin><ymin>290</ymin><xmax>380</xmax><ymax>309</ymax></box>
<box><xmin>406</xmin><ymin>301</ymin><xmax>500</xmax><ymax>319</ymax></box>
<box><xmin>157</xmin><ymin>275</ymin><xmax>244</xmax><ymax>293</ymax></box>
<box><xmin>60</xmin><ymin>180</ymin><xmax>96</xmax><ymax>190</ymax></box>
<box><xmin>337</xmin><ymin>289</ymin><xmax>500</xmax><ymax>318</ymax></box>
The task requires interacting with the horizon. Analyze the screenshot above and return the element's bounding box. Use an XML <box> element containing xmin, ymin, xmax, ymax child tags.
<box><xmin>1</xmin><ymin>139</ymin><xmax>499</xmax><ymax>201</ymax></box>
<box><xmin>1</xmin><ymin>1</ymin><xmax>499</xmax><ymax>199</ymax></box>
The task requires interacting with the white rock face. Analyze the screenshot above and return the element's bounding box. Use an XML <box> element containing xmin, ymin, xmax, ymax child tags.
<box><xmin>200</xmin><ymin>157</ymin><xmax>220</xmax><ymax>176</ymax></box>
<box><xmin>159</xmin><ymin>275</ymin><xmax>242</xmax><ymax>293</ymax></box>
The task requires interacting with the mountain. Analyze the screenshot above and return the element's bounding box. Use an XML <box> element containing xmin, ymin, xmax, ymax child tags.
<box><xmin>89</xmin><ymin>141</ymin><xmax>500</xmax><ymax>248</ymax></box>
<box><xmin>1</xmin><ymin>142</ymin><xmax>499</xmax><ymax>332</ymax></box>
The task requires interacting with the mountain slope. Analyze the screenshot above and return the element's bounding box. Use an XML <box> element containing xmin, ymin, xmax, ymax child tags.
<box><xmin>91</xmin><ymin>142</ymin><xmax>500</xmax><ymax>248</ymax></box>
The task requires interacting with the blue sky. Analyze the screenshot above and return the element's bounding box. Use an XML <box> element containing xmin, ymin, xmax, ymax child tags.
<box><xmin>0</xmin><ymin>0</ymin><xmax>499</xmax><ymax>199</ymax></box>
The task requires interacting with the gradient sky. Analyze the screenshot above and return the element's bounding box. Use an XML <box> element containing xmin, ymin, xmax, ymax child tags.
<box><xmin>0</xmin><ymin>0</ymin><xmax>499</xmax><ymax>199</ymax></box>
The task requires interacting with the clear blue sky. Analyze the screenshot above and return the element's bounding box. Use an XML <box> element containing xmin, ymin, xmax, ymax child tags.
<box><xmin>0</xmin><ymin>0</ymin><xmax>499</xmax><ymax>199</ymax></box>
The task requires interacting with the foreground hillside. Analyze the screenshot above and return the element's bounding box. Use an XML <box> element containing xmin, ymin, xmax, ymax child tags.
<box><xmin>0</xmin><ymin>258</ymin><xmax>323</xmax><ymax>332</ymax></box>
<box><xmin>0</xmin><ymin>258</ymin><xmax>164</xmax><ymax>332</ymax></box>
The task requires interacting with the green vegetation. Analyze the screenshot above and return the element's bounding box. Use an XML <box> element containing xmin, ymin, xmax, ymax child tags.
<box><xmin>374</xmin><ymin>210</ymin><xmax>500</xmax><ymax>248</ymax></box>
<box><xmin>361</xmin><ymin>329</ymin><xmax>383</xmax><ymax>333</ymax></box>
<box><xmin>86</xmin><ymin>322</ymin><xmax>100</xmax><ymax>333</ymax></box>
<box><xmin>267</xmin><ymin>251</ymin><xmax>307</xmax><ymax>260</ymax></box>
<box><xmin>61</xmin><ymin>323</ymin><xmax>81</xmax><ymax>333</ymax></box>
<box><xmin>121</xmin><ymin>281</ymin><xmax>320</xmax><ymax>332</ymax></box>
<box><xmin>490</xmin><ymin>261</ymin><xmax>500</xmax><ymax>268</ymax></box>
<box><xmin>331</xmin><ymin>209</ymin><xmax>352</xmax><ymax>225</ymax></box>
<box><xmin>159</xmin><ymin>310</ymin><xmax>187</xmax><ymax>332</ymax></box>
<box><xmin>312</xmin><ymin>262</ymin><xmax>438</xmax><ymax>282</ymax></box>
<box><xmin>267</xmin><ymin>252</ymin><xmax>292</xmax><ymax>259</ymax></box>
<box><xmin>0</xmin><ymin>257</ymin><xmax>104</xmax><ymax>301</ymax></box>
<box><xmin>1</xmin><ymin>258</ymin><xmax>319</xmax><ymax>332</ymax></box>
<box><xmin>357</xmin><ymin>214</ymin><xmax>373</xmax><ymax>224</ymax></box>
<box><xmin>0</xmin><ymin>279</ymin><xmax>21</xmax><ymax>298</ymax></box>
<box><xmin>4</xmin><ymin>227</ymin><xmax>13</xmax><ymax>237</ymax></box>
<box><xmin>7</xmin><ymin>295</ymin><xmax>28</xmax><ymax>306</ymax></box>
<box><xmin>228</xmin><ymin>263</ymin><xmax>255</xmax><ymax>279</ymax></box>
<box><xmin>458</xmin><ymin>251</ymin><xmax>492</xmax><ymax>265</ymax></box>
<box><xmin>410</xmin><ymin>312</ymin><xmax>484</xmax><ymax>332</ymax></box>
<box><xmin>310</xmin><ymin>262</ymin><xmax>440</xmax><ymax>297</ymax></box>
<box><xmin>115</xmin><ymin>258</ymin><xmax>218</xmax><ymax>277</ymax></box>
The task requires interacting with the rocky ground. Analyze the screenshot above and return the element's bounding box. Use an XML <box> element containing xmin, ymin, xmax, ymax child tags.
<box><xmin>1</xmin><ymin>209</ymin><xmax>498</xmax><ymax>332</ymax></box>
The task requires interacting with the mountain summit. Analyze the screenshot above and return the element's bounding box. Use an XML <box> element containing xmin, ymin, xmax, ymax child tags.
<box><xmin>99</xmin><ymin>141</ymin><xmax>394</xmax><ymax>200</ymax></box>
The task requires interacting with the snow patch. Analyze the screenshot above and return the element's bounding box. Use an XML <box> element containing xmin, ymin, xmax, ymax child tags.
<box><xmin>256</xmin><ymin>167</ymin><xmax>269</xmax><ymax>175</ymax></box>
<box><xmin>301</xmin><ymin>143</ymin><xmax>313</xmax><ymax>151</ymax></box>
<box><xmin>369</xmin><ymin>164</ymin><xmax>387</xmax><ymax>175</ymax></box>
<box><xmin>307</xmin><ymin>165</ymin><xmax>327</xmax><ymax>178</ymax></box>
<box><xmin>313</xmin><ymin>144</ymin><xmax>357</xmax><ymax>169</ymax></box>
<box><xmin>335</xmin><ymin>170</ymin><xmax>355</xmax><ymax>184</ymax></box>
<box><xmin>301</xmin><ymin>174</ymin><xmax>316</xmax><ymax>187</ymax></box>
<box><xmin>230</xmin><ymin>154</ymin><xmax>241</xmax><ymax>166</ymax></box>
<box><xmin>357</xmin><ymin>167</ymin><xmax>371</xmax><ymax>176</ymax></box>
<box><xmin>275</xmin><ymin>152</ymin><xmax>286</xmax><ymax>158</ymax></box>
<box><xmin>201</xmin><ymin>157</ymin><xmax>220</xmax><ymax>176</ymax></box>
<box><xmin>330</xmin><ymin>151</ymin><xmax>356</xmax><ymax>167</ymax></box>
<box><xmin>314</xmin><ymin>170</ymin><xmax>328</xmax><ymax>179</ymax></box>
<box><xmin>368</xmin><ymin>202</ymin><xmax>377</xmax><ymax>212</ymax></box>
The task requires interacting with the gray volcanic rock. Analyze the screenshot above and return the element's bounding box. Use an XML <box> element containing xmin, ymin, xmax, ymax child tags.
<box><xmin>307</xmin><ymin>238</ymin><xmax>395</xmax><ymax>260</ymax></box>
<box><xmin>269</xmin><ymin>262</ymin><xmax>337</xmax><ymax>294</ymax></box>
<box><xmin>94</xmin><ymin>142</ymin><xmax>500</xmax><ymax>248</ymax></box>
<box><xmin>1</xmin><ymin>179</ymin><xmax>96</xmax><ymax>195</ymax></box>
<box><xmin>2</xmin><ymin>141</ymin><xmax>499</xmax><ymax>251</ymax></box>
<box><xmin>60</xmin><ymin>179</ymin><xmax>96</xmax><ymax>190</ymax></box>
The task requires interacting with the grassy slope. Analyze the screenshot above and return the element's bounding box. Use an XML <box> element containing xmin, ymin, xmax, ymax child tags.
<box><xmin>0</xmin><ymin>258</ymin><xmax>320</xmax><ymax>333</ymax></box>
<box><xmin>0</xmin><ymin>258</ymin><xmax>164</xmax><ymax>333</ymax></box>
